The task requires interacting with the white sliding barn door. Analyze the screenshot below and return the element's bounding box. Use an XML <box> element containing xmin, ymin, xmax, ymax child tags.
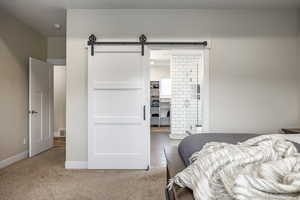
<box><xmin>88</xmin><ymin>46</ymin><xmax>150</xmax><ymax>169</ymax></box>
<box><xmin>29</xmin><ymin>57</ymin><xmax>53</xmax><ymax>157</ymax></box>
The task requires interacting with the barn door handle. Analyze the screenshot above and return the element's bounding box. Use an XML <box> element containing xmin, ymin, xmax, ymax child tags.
<box><xmin>143</xmin><ymin>105</ymin><xmax>146</xmax><ymax>120</ymax></box>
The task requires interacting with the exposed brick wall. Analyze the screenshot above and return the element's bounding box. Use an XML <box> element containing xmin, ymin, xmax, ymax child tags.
<box><xmin>171</xmin><ymin>55</ymin><xmax>202</xmax><ymax>138</ymax></box>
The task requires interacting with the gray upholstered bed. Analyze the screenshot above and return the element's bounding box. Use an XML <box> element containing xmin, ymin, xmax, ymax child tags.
<box><xmin>164</xmin><ymin>133</ymin><xmax>300</xmax><ymax>200</ymax></box>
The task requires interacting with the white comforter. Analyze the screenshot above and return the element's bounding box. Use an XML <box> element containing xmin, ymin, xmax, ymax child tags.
<box><xmin>169</xmin><ymin>135</ymin><xmax>300</xmax><ymax>200</ymax></box>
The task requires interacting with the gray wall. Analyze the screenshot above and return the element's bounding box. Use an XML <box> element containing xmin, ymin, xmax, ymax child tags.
<box><xmin>47</xmin><ymin>37</ymin><xmax>66</xmax><ymax>59</ymax></box>
<box><xmin>67</xmin><ymin>9</ymin><xmax>300</xmax><ymax>162</ymax></box>
<box><xmin>298</xmin><ymin>9</ymin><xmax>300</xmax><ymax>123</ymax></box>
<box><xmin>0</xmin><ymin>9</ymin><xmax>47</xmax><ymax>161</ymax></box>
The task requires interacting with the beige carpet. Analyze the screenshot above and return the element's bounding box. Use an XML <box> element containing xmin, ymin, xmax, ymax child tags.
<box><xmin>0</xmin><ymin>147</ymin><xmax>166</xmax><ymax>200</ymax></box>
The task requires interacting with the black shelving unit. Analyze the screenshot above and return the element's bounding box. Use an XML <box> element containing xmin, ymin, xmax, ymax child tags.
<box><xmin>150</xmin><ymin>81</ymin><xmax>170</xmax><ymax>127</ymax></box>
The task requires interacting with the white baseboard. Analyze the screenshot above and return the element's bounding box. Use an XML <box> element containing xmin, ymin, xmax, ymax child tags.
<box><xmin>0</xmin><ymin>151</ymin><xmax>28</xmax><ymax>169</ymax></box>
<box><xmin>65</xmin><ymin>161</ymin><xmax>88</xmax><ymax>169</ymax></box>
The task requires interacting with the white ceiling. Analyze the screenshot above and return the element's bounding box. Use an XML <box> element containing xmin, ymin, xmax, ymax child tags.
<box><xmin>0</xmin><ymin>0</ymin><xmax>299</xmax><ymax>36</ymax></box>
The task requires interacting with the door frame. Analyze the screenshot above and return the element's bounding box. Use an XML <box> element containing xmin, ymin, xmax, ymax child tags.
<box><xmin>144</xmin><ymin>46</ymin><xmax>151</xmax><ymax>168</ymax></box>
<box><xmin>148</xmin><ymin>46</ymin><xmax>210</xmax><ymax>135</ymax></box>
<box><xmin>28</xmin><ymin>57</ymin><xmax>54</xmax><ymax>157</ymax></box>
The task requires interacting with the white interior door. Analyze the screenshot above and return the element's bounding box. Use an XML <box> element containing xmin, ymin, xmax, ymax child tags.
<box><xmin>29</xmin><ymin>57</ymin><xmax>53</xmax><ymax>157</ymax></box>
<box><xmin>88</xmin><ymin>46</ymin><xmax>150</xmax><ymax>169</ymax></box>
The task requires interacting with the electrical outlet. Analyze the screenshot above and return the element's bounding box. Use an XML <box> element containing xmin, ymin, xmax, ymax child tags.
<box><xmin>23</xmin><ymin>138</ymin><xmax>26</xmax><ymax>145</ymax></box>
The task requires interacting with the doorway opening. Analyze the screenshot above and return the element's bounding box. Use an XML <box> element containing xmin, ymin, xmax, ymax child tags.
<box><xmin>53</xmin><ymin>65</ymin><xmax>66</xmax><ymax>148</ymax></box>
<box><xmin>148</xmin><ymin>48</ymin><xmax>209</xmax><ymax>167</ymax></box>
<box><xmin>149</xmin><ymin>50</ymin><xmax>171</xmax><ymax>167</ymax></box>
<box><xmin>150</xmin><ymin>50</ymin><xmax>171</xmax><ymax>133</ymax></box>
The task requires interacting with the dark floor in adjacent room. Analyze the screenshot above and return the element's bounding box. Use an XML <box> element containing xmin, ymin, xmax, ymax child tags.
<box><xmin>0</xmin><ymin>132</ymin><xmax>171</xmax><ymax>200</ymax></box>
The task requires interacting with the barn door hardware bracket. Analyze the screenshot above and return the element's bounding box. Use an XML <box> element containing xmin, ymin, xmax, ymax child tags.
<box><xmin>88</xmin><ymin>34</ymin><xmax>97</xmax><ymax>56</ymax></box>
<box><xmin>139</xmin><ymin>34</ymin><xmax>147</xmax><ymax>56</ymax></box>
<box><xmin>87</xmin><ymin>34</ymin><xmax>208</xmax><ymax>56</ymax></box>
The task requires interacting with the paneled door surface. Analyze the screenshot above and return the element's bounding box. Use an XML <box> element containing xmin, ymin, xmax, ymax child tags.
<box><xmin>29</xmin><ymin>57</ymin><xmax>53</xmax><ymax>157</ymax></box>
<box><xmin>88</xmin><ymin>46</ymin><xmax>150</xmax><ymax>169</ymax></box>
